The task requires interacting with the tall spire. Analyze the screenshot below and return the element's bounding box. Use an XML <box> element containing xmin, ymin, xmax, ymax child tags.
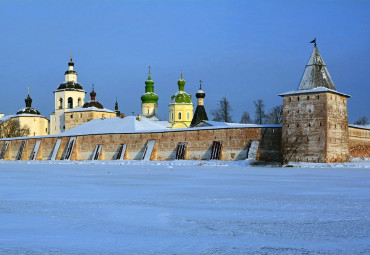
<box><xmin>115</xmin><ymin>97</ymin><xmax>120</xmax><ymax>117</ymax></box>
<box><xmin>298</xmin><ymin>43</ymin><xmax>336</xmax><ymax>91</ymax></box>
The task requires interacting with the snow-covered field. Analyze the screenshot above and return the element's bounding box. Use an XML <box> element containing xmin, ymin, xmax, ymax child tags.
<box><xmin>0</xmin><ymin>160</ymin><xmax>369</xmax><ymax>254</ymax></box>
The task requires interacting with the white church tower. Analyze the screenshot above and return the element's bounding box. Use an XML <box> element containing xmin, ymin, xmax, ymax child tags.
<box><xmin>50</xmin><ymin>54</ymin><xmax>86</xmax><ymax>134</ymax></box>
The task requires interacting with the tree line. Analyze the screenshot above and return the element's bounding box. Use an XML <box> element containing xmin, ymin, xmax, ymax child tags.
<box><xmin>211</xmin><ymin>97</ymin><xmax>369</xmax><ymax>125</ymax></box>
<box><xmin>211</xmin><ymin>97</ymin><xmax>283</xmax><ymax>124</ymax></box>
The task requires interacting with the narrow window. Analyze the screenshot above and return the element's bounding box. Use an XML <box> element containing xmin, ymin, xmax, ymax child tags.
<box><xmin>80</xmin><ymin>113</ymin><xmax>82</xmax><ymax>118</ymax></box>
<box><xmin>187</xmin><ymin>112</ymin><xmax>190</xmax><ymax>120</ymax></box>
<box><xmin>70</xmin><ymin>114</ymin><xmax>73</xmax><ymax>119</ymax></box>
<box><xmin>297</xmin><ymin>96</ymin><xmax>300</xmax><ymax>101</ymax></box>
<box><xmin>178</xmin><ymin>112</ymin><xmax>182</xmax><ymax>120</ymax></box>
<box><xmin>306</xmin><ymin>95</ymin><xmax>309</xmax><ymax>100</ymax></box>
<box><xmin>68</xmin><ymin>97</ymin><xmax>73</xmax><ymax>108</ymax></box>
<box><xmin>316</xmin><ymin>95</ymin><xmax>320</xmax><ymax>99</ymax></box>
<box><xmin>78</xmin><ymin>98</ymin><xmax>81</xmax><ymax>106</ymax></box>
<box><xmin>59</xmin><ymin>98</ymin><xmax>63</xmax><ymax>109</ymax></box>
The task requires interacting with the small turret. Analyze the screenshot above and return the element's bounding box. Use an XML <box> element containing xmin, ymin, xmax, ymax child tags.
<box><xmin>141</xmin><ymin>66</ymin><xmax>159</xmax><ymax>117</ymax></box>
<box><xmin>191</xmin><ymin>80</ymin><xmax>208</xmax><ymax>127</ymax></box>
<box><xmin>82</xmin><ymin>85</ymin><xmax>103</xmax><ymax>109</ymax></box>
<box><xmin>16</xmin><ymin>87</ymin><xmax>41</xmax><ymax>115</ymax></box>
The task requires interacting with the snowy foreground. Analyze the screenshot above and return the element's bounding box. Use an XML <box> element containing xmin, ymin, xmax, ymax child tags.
<box><xmin>0</xmin><ymin>160</ymin><xmax>369</xmax><ymax>255</ymax></box>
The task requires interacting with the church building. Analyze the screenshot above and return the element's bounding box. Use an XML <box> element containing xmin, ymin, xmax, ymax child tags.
<box><xmin>169</xmin><ymin>74</ymin><xmax>194</xmax><ymax>128</ymax></box>
<box><xmin>0</xmin><ymin>89</ymin><xmax>48</xmax><ymax>137</ymax></box>
<box><xmin>50</xmin><ymin>55</ymin><xmax>86</xmax><ymax>134</ymax></box>
<box><xmin>64</xmin><ymin>86</ymin><xmax>117</xmax><ymax>131</ymax></box>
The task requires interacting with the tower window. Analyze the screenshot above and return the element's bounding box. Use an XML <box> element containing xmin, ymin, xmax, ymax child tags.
<box><xmin>78</xmin><ymin>98</ymin><xmax>81</xmax><ymax>106</ymax></box>
<box><xmin>316</xmin><ymin>95</ymin><xmax>320</xmax><ymax>99</ymax></box>
<box><xmin>187</xmin><ymin>112</ymin><xmax>190</xmax><ymax>120</ymax></box>
<box><xmin>171</xmin><ymin>112</ymin><xmax>174</xmax><ymax>121</ymax></box>
<box><xmin>178</xmin><ymin>112</ymin><xmax>182</xmax><ymax>120</ymax></box>
<box><xmin>297</xmin><ymin>96</ymin><xmax>300</xmax><ymax>101</ymax></box>
<box><xmin>306</xmin><ymin>96</ymin><xmax>309</xmax><ymax>100</ymax></box>
<box><xmin>59</xmin><ymin>98</ymin><xmax>63</xmax><ymax>109</ymax></box>
<box><xmin>68</xmin><ymin>97</ymin><xmax>73</xmax><ymax>108</ymax></box>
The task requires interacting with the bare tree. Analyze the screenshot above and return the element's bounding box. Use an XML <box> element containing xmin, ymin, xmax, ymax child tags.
<box><xmin>354</xmin><ymin>116</ymin><xmax>368</xmax><ymax>125</ymax></box>
<box><xmin>0</xmin><ymin>119</ymin><xmax>30</xmax><ymax>138</ymax></box>
<box><xmin>240</xmin><ymin>111</ymin><xmax>252</xmax><ymax>124</ymax></box>
<box><xmin>254</xmin><ymin>99</ymin><xmax>266</xmax><ymax>124</ymax></box>
<box><xmin>211</xmin><ymin>97</ymin><xmax>233</xmax><ymax>122</ymax></box>
<box><xmin>266</xmin><ymin>105</ymin><xmax>283</xmax><ymax>124</ymax></box>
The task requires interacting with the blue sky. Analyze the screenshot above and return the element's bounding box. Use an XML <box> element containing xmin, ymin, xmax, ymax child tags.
<box><xmin>0</xmin><ymin>0</ymin><xmax>369</xmax><ymax>123</ymax></box>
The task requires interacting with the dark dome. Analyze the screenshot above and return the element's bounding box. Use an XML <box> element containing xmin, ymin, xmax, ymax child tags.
<box><xmin>64</xmin><ymin>70</ymin><xmax>77</xmax><ymax>75</ymax></box>
<box><xmin>57</xmin><ymin>81</ymin><xmax>83</xmax><ymax>90</ymax></box>
<box><xmin>16</xmin><ymin>107</ymin><xmax>41</xmax><ymax>115</ymax></box>
<box><xmin>82</xmin><ymin>101</ymin><xmax>104</xmax><ymax>109</ymax></box>
<box><xmin>196</xmin><ymin>89</ymin><xmax>205</xmax><ymax>99</ymax></box>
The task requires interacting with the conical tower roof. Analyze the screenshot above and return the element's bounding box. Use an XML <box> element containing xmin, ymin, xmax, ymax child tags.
<box><xmin>298</xmin><ymin>45</ymin><xmax>336</xmax><ymax>91</ymax></box>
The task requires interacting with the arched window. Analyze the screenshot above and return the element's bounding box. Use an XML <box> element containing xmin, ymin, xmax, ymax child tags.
<box><xmin>178</xmin><ymin>112</ymin><xmax>182</xmax><ymax>120</ymax></box>
<box><xmin>78</xmin><ymin>98</ymin><xmax>82</xmax><ymax>106</ymax></box>
<box><xmin>59</xmin><ymin>98</ymin><xmax>63</xmax><ymax>109</ymax></box>
<box><xmin>68</xmin><ymin>97</ymin><xmax>73</xmax><ymax>108</ymax></box>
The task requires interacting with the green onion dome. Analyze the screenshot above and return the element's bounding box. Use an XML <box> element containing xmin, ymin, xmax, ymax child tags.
<box><xmin>141</xmin><ymin>74</ymin><xmax>159</xmax><ymax>104</ymax></box>
<box><xmin>170</xmin><ymin>73</ymin><xmax>192</xmax><ymax>104</ymax></box>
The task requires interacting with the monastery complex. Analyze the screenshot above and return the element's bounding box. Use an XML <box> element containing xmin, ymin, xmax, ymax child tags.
<box><xmin>0</xmin><ymin>44</ymin><xmax>369</xmax><ymax>163</ymax></box>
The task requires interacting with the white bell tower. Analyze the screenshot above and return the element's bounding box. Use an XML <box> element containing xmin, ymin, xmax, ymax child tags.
<box><xmin>50</xmin><ymin>53</ymin><xmax>86</xmax><ymax>134</ymax></box>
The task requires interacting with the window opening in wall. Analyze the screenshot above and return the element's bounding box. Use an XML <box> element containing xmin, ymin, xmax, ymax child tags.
<box><xmin>316</xmin><ymin>95</ymin><xmax>320</xmax><ymax>99</ymax></box>
<box><xmin>319</xmin><ymin>122</ymin><xmax>322</xmax><ymax>126</ymax></box>
<box><xmin>306</xmin><ymin>96</ymin><xmax>309</xmax><ymax>100</ymax></box>
<box><xmin>80</xmin><ymin>113</ymin><xmax>82</xmax><ymax>118</ymax></box>
<box><xmin>50</xmin><ymin>139</ymin><xmax>62</xmax><ymax>160</ymax></box>
<box><xmin>210</xmin><ymin>141</ymin><xmax>222</xmax><ymax>160</ymax></box>
<box><xmin>116</xmin><ymin>144</ymin><xmax>127</xmax><ymax>160</ymax></box>
<box><xmin>171</xmin><ymin>112</ymin><xmax>174</xmax><ymax>121</ymax></box>
<box><xmin>16</xmin><ymin>140</ymin><xmax>26</xmax><ymax>160</ymax></box>
<box><xmin>30</xmin><ymin>140</ymin><xmax>41</xmax><ymax>160</ymax></box>
<box><xmin>33</xmin><ymin>132</ymin><xmax>35</xmax><ymax>136</ymax></box>
<box><xmin>78</xmin><ymin>98</ymin><xmax>81</xmax><ymax>106</ymax></box>
<box><xmin>92</xmin><ymin>144</ymin><xmax>102</xmax><ymax>160</ymax></box>
<box><xmin>0</xmin><ymin>141</ymin><xmax>10</xmax><ymax>160</ymax></box>
<box><xmin>175</xmin><ymin>142</ymin><xmax>187</xmax><ymax>160</ymax></box>
<box><xmin>59</xmin><ymin>98</ymin><xmax>63</xmax><ymax>109</ymax></box>
<box><xmin>178</xmin><ymin>112</ymin><xmax>182</xmax><ymax>120</ymax></box>
<box><xmin>297</xmin><ymin>96</ymin><xmax>300</xmax><ymax>101</ymax></box>
<box><xmin>64</xmin><ymin>137</ymin><xmax>76</xmax><ymax>160</ymax></box>
<box><xmin>142</xmin><ymin>140</ymin><xmax>156</xmax><ymax>161</ymax></box>
<box><xmin>68</xmin><ymin>97</ymin><xmax>73</xmax><ymax>108</ymax></box>
<box><xmin>70</xmin><ymin>114</ymin><xmax>73</xmax><ymax>119</ymax></box>
<box><xmin>187</xmin><ymin>112</ymin><xmax>190</xmax><ymax>120</ymax></box>
<box><xmin>288</xmin><ymin>97</ymin><xmax>291</xmax><ymax>102</ymax></box>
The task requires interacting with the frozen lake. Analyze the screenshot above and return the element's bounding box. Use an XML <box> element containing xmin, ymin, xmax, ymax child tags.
<box><xmin>0</xmin><ymin>160</ymin><xmax>369</xmax><ymax>254</ymax></box>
